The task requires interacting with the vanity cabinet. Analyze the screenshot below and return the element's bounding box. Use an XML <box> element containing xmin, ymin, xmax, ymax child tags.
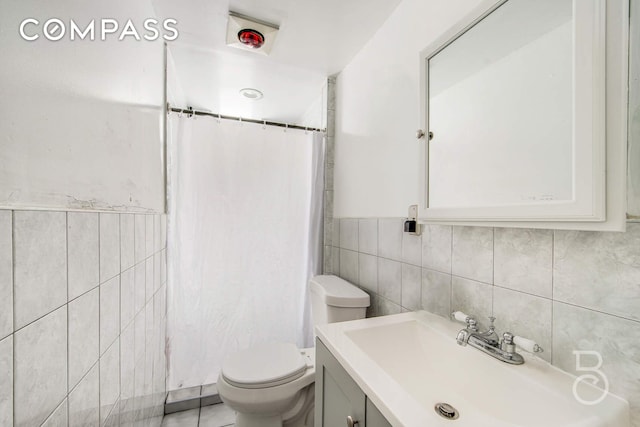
<box><xmin>315</xmin><ymin>339</ymin><xmax>392</xmax><ymax>427</ymax></box>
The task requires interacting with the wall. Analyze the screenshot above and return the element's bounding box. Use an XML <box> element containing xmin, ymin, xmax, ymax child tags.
<box><xmin>333</xmin><ymin>0</ymin><xmax>483</xmax><ymax>217</ymax></box>
<box><xmin>0</xmin><ymin>0</ymin><xmax>165</xmax><ymax>212</ymax></box>
<box><xmin>330</xmin><ymin>0</ymin><xmax>639</xmax><ymax>425</ymax></box>
<box><xmin>325</xmin><ymin>220</ymin><xmax>640</xmax><ymax>426</ymax></box>
<box><xmin>0</xmin><ymin>210</ymin><xmax>167</xmax><ymax>427</ymax></box>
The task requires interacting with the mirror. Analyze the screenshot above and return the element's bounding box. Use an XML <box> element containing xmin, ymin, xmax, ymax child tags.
<box><xmin>419</xmin><ymin>0</ymin><xmax>606</xmax><ymax>222</ymax></box>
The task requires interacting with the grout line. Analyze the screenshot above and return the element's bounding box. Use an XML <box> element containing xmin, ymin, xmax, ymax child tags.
<box><xmin>11</xmin><ymin>210</ymin><xmax>15</xmax><ymax>427</ymax></box>
<box><xmin>65</xmin><ymin>211</ymin><xmax>69</xmax><ymax>424</ymax></box>
<box><xmin>98</xmin><ymin>213</ymin><xmax>102</xmax><ymax>424</ymax></box>
<box><xmin>551</xmin><ymin>230</ymin><xmax>555</xmax><ymax>365</ymax></box>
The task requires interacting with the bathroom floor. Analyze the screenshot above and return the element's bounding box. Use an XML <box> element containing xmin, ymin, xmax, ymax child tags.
<box><xmin>161</xmin><ymin>404</ymin><xmax>236</xmax><ymax>427</ymax></box>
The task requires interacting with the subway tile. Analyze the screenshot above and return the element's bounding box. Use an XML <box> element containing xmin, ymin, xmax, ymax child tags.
<box><xmin>121</xmin><ymin>267</ymin><xmax>135</xmax><ymax>330</ymax></box>
<box><xmin>377</xmin><ymin>297</ymin><xmax>402</xmax><ymax>317</ymax></box>
<box><xmin>339</xmin><ymin>249</ymin><xmax>359</xmax><ymax>285</ymax></box>
<box><xmin>13</xmin><ymin>210</ymin><xmax>67</xmax><ymax>329</ymax></box>
<box><xmin>14</xmin><ymin>306</ymin><xmax>67</xmax><ymax>427</ymax></box>
<box><xmin>99</xmin><ymin>213</ymin><xmax>120</xmax><ymax>283</ymax></box>
<box><xmin>100</xmin><ymin>338</ymin><xmax>120</xmax><ymax>425</ymax></box>
<box><xmin>145</xmin><ymin>215</ymin><xmax>154</xmax><ymax>257</ymax></box>
<box><xmin>331</xmin><ymin>218</ymin><xmax>340</xmax><ymax>249</ymax></box>
<box><xmin>134</xmin><ymin>311</ymin><xmax>145</xmax><ymax>363</ymax></box>
<box><xmin>378</xmin><ymin>219</ymin><xmax>403</xmax><ymax>261</ymax></box>
<box><xmin>41</xmin><ymin>399</ymin><xmax>68</xmax><ymax>427</ymax></box>
<box><xmin>69</xmin><ymin>364</ymin><xmax>99</xmax><ymax>427</ymax></box>
<box><xmin>161</xmin><ymin>248</ymin><xmax>167</xmax><ymax>285</ymax></box>
<box><xmin>121</xmin><ymin>214</ymin><xmax>135</xmax><ymax>271</ymax></box>
<box><xmin>554</xmin><ymin>225</ymin><xmax>640</xmax><ymax>321</ymax></box>
<box><xmin>402</xmin><ymin>232</ymin><xmax>422</xmax><ymax>266</ymax></box>
<box><xmin>120</xmin><ymin>322</ymin><xmax>135</xmax><ymax>405</ymax></box>
<box><xmin>452</xmin><ymin>226</ymin><xmax>494</xmax><ymax>284</ymax></box>
<box><xmin>134</xmin><ymin>262</ymin><xmax>146</xmax><ymax>314</ymax></box>
<box><xmin>154</xmin><ymin>252</ymin><xmax>161</xmax><ymax>292</ymax></box>
<box><xmin>0</xmin><ymin>211</ymin><xmax>12</xmax><ymax>339</ymax></box>
<box><xmin>161</xmin><ymin>408</ymin><xmax>200</xmax><ymax>427</ymax></box>
<box><xmin>421</xmin><ymin>269</ymin><xmax>451</xmax><ymax>318</ymax></box>
<box><xmin>377</xmin><ymin>258</ymin><xmax>401</xmax><ymax>305</ymax></box>
<box><xmin>553</xmin><ymin>302</ymin><xmax>640</xmax><ymax>423</ymax></box>
<box><xmin>67</xmin><ymin>212</ymin><xmax>99</xmax><ymax>301</ymax></box>
<box><xmin>421</xmin><ymin>224</ymin><xmax>452</xmax><ymax>273</ymax></box>
<box><xmin>146</xmin><ymin>258</ymin><xmax>154</xmax><ymax>303</ymax></box>
<box><xmin>358</xmin><ymin>253</ymin><xmax>378</xmax><ymax>293</ymax></box>
<box><xmin>199</xmin><ymin>403</ymin><xmax>237</xmax><ymax>427</ymax></box>
<box><xmin>104</xmin><ymin>399</ymin><xmax>120</xmax><ymax>427</ymax></box>
<box><xmin>366</xmin><ymin>292</ymin><xmax>379</xmax><ymax>318</ymax></box>
<box><xmin>0</xmin><ymin>335</ymin><xmax>12</xmax><ymax>427</ymax></box>
<box><xmin>331</xmin><ymin>245</ymin><xmax>340</xmax><ymax>276</ymax></box>
<box><xmin>494</xmin><ymin>228</ymin><xmax>552</xmax><ymax>298</ymax></box>
<box><xmin>135</xmin><ymin>215</ymin><xmax>146</xmax><ymax>263</ymax></box>
<box><xmin>154</xmin><ymin>215</ymin><xmax>162</xmax><ymax>253</ymax></box>
<box><xmin>339</xmin><ymin>218</ymin><xmax>358</xmax><ymax>251</ymax></box>
<box><xmin>323</xmin><ymin>245</ymin><xmax>333</xmax><ymax>274</ymax></box>
<box><xmin>100</xmin><ymin>275</ymin><xmax>120</xmax><ymax>355</ymax></box>
<box><xmin>401</xmin><ymin>263</ymin><xmax>422</xmax><ymax>310</ymax></box>
<box><xmin>493</xmin><ymin>287</ymin><xmax>551</xmax><ymax>362</ymax></box>
<box><xmin>358</xmin><ymin>219</ymin><xmax>378</xmax><ymax>255</ymax></box>
<box><xmin>451</xmin><ymin>276</ymin><xmax>492</xmax><ymax>330</ymax></box>
<box><xmin>160</xmin><ymin>215</ymin><xmax>167</xmax><ymax>249</ymax></box>
<box><xmin>68</xmin><ymin>288</ymin><xmax>99</xmax><ymax>389</ymax></box>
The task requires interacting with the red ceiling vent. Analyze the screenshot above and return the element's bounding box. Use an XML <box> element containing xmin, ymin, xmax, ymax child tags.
<box><xmin>238</xmin><ymin>29</ymin><xmax>265</xmax><ymax>49</ymax></box>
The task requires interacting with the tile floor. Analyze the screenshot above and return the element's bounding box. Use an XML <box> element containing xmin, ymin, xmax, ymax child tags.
<box><xmin>161</xmin><ymin>403</ymin><xmax>236</xmax><ymax>427</ymax></box>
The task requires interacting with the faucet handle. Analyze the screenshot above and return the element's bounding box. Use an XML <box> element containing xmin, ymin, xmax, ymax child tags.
<box><xmin>501</xmin><ymin>332</ymin><xmax>516</xmax><ymax>354</ymax></box>
<box><xmin>513</xmin><ymin>336</ymin><xmax>544</xmax><ymax>353</ymax></box>
<box><xmin>451</xmin><ymin>311</ymin><xmax>478</xmax><ymax>331</ymax></box>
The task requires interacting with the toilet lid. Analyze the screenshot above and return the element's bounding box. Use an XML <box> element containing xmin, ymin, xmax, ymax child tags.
<box><xmin>221</xmin><ymin>342</ymin><xmax>308</xmax><ymax>389</ymax></box>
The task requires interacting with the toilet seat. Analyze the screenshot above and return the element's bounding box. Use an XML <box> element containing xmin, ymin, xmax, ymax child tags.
<box><xmin>221</xmin><ymin>342</ymin><xmax>308</xmax><ymax>389</ymax></box>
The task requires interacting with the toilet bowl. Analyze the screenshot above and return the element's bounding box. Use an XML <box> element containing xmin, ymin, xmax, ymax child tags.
<box><xmin>217</xmin><ymin>275</ymin><xmax>369</xmax><ymax>427</ymax></box>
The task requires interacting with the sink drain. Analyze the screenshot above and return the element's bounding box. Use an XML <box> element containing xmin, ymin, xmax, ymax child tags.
<box><xmin>434</xmin><ymin>403</ymin><xmax>459</xmax><ymax>420</ymax></box>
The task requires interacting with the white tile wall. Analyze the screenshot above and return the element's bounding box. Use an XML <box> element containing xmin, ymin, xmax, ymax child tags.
<box><xmin>0</xmin><ymin>335</ymin><xmax>13</xmax><ymax>427</ymax></box>
<box><xmin>0</xmin><ymin>211</ymin><xmax>12</xmax><ymax>339</ymax></box>
<box><xmin>1</xmin><ymin>210</ymin><xmax>167</xmax><ymax>427</ymax></box>
<box><xmin>13</xmin><ymin>211</ymin><xmax>67</xmax><ymax>329</ymax></box>
<box><xmin>328</xmin><ymin>218</ymin><xmax>640</xmax><ymax>426</ymax></box>
<box><xmin>67</xmin><ymin>212</ymin><xmax>99</xmax><ymax>301</ymax></box>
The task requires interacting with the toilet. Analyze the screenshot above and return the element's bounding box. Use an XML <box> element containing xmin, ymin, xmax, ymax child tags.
<box><xmin>217</xmin><ymin>275</ymin><xmax>370</xmax><ymax>427</ymax></box>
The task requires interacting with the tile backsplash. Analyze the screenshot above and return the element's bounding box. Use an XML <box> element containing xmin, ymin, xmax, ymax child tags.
<box><xmin>0</xmin><ymin>210</ymin><xmax>167</xmax><ymax>427</ymax></box>
<box><xmin>325</xmin><ymin>218</ymin><xmax>640</xmax><ymax>427</ymax></box>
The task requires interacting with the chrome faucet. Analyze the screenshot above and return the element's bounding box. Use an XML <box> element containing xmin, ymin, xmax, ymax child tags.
<box><xmin>451</xmin><ymin>311</ymin><xmax>543</xmax><ymax>365</ymax></box>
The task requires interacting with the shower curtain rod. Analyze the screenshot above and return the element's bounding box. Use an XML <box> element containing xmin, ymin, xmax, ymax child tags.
<box><xmin>168</xmin><ymin>105</ymin><xmax>326</xmax><ymax>133</ymax></box>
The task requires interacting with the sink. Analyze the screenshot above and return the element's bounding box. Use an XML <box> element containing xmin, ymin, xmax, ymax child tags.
<box><xmin>315</xmin><ymin>311</ymin><xmax>629</xmax><ymax>427</ymax></box>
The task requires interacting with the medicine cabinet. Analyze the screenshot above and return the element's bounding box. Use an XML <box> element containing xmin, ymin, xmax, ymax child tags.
<box><xmin>417</xmin><ymin>0</ymin><xmax>629</xmax><ymax>231</ymax></box>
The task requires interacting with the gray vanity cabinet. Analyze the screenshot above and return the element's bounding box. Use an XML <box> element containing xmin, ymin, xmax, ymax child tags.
<box><xmin>315</xmin><ymin>339</ymin><xmax>392</xmax><ymax>427</ymax></box>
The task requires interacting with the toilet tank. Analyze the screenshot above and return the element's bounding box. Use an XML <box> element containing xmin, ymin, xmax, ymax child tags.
<box><xmin>309</xmin><ymin>275</ymin><xmax>370</xmax><ymax>327</ymax></box>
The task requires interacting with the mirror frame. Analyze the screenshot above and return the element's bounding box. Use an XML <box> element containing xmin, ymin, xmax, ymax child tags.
<box><xmin>418</xmin><ymin>0</ymin><xmax>607</xmax><ymax>223</ymax></box>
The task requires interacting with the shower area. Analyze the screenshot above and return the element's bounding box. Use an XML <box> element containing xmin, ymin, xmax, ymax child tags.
<box><xmin>165</xmin><ymin>89</ymin><xmax>330</xmax><ymax>391</ymax></box>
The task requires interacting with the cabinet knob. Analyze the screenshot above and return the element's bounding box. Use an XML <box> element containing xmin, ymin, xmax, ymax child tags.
<box><xmin>347</xmin><ymin>415</ymin><xmax>359</xmax><ymax>427</ymax></box>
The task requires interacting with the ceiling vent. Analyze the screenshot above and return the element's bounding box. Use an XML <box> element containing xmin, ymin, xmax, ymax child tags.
<box><xmin>226</xmin><ymin>12</ymin><xmax>279</xmax><ymax>55</ymax></box>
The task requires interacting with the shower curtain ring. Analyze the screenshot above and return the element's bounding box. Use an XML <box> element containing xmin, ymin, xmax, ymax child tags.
<box><xmin>285</xmin><ymin>123</ymin><xmax>288</xmax><ymax>132</ymax></box>
<box><xmin>263</xmin><ymin>120</ymin><xmax>266</xmax><ymax>130</ymax></box>
<box><xmin>217</xmin><ymin>113</ymin><xmax>221</xmax><ymax>123</ymax></box>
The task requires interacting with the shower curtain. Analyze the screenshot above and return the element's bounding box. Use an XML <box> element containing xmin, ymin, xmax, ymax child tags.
<box><xmin>166</xmin><ymin>114</ymin><xmax>324</xmax><ymax>389</ymax></box>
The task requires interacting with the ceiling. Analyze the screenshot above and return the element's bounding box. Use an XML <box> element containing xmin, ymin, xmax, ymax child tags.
<box><xmin>151</xmin><ymin>0</ymin><xmax>402</xmax><ymax>126</ymax></box>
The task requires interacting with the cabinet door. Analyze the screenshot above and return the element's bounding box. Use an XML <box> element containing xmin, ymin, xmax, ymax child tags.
<box><xmin>366</xmin><ymin>399</ymin><xmax>392</xmax><ymax>427</ymax></box>
<box><xmin>315</xmin><ymin>339</ymin><xmax>366</xmax><ymax>427</ymax></box>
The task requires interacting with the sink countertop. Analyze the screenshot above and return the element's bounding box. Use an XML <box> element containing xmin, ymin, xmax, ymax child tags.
<box><xmin>315</xmin><ymin>310</ymin><xmax>630</xmax><ymax>427</ymax></box>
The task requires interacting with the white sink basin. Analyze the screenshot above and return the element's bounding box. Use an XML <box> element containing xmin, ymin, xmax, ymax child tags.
<box><xmin>315</xmin><ymin>311</ymin><xmax>629</xmax><ymax>427</ymax></box>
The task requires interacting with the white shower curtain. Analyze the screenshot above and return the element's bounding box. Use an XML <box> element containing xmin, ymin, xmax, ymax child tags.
<box><xmin>166</xmin><ymin>114</ymin><xmax>324</xmax><ymax>389</ymax></box>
